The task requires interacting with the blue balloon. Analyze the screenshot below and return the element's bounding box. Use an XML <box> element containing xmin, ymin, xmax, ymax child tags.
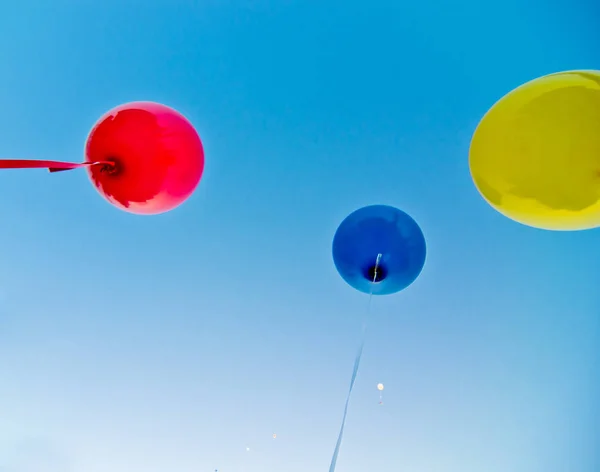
<box><xmin>332</xmin><ymin>205</ymin><xmax>426</xmax><ymax>295</ymax></box>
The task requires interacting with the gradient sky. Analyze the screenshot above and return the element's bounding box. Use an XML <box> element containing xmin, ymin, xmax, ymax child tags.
<box><xmin>0</xmin><ymin>1</ymin><xmax>598</xmax><ymax>471</ymax></box>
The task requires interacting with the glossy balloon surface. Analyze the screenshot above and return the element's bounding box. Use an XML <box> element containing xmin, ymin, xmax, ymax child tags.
<box><xmin>332</xmin><ymin>205</ymin><xmax>426</xmax><ymax>295</ymax></box>
<box><xmin>469</xmin><ymin>70</ymin><xmax>600</xmax><ymax>231</ymax></box>
<box><xmin>85</xmin><ymin>101</ymin><xmax>204</xmax><ymax>214</ymax></box>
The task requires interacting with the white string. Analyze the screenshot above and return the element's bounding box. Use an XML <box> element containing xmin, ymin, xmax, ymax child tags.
<box><xmin>328</xmin><ymin>253</ymin><xmax>382</xmax><ymax>472</ymax></box>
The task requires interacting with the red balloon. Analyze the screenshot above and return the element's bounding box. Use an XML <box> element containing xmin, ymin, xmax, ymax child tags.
<box><xmin>85</xmin><ymin>101</ymin><xmax>204</xmax><ymax>215</ymax></box>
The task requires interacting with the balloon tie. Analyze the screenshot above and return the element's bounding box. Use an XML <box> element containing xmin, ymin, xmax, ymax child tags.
<box><xmin>328</xmin><ymin>253</ymin><xmax>382</xmax><ymax>472</ymax></box>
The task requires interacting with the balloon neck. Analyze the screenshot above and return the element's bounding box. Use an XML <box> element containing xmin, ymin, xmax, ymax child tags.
<box><xmin>97</xmin><ymin>157</ymin><xmax>121</xmax><ymax>176</ymax></box>
<box><xmin>364</xmin><ymin>263</ymin><xmax>387</xmax><ymax>283</ymax></box>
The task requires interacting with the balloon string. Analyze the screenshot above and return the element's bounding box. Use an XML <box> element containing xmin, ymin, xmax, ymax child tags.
<box><xmin>328</xmin><ymin>253</ymin><xmax>382</xmax><ymax>472</ymax></box>
<box><xmin>0</xmin><ymin>159</ymin><xmax>115</xmax><ymax>173</ymax></box>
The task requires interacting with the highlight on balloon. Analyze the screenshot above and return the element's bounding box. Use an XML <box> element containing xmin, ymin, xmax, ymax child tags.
<box><xmin>469</xmin><ymin>69</ymin><xmax>600</xmax><ymax>231</ymax></box>
<box><xmin>0</xmin><ymin>101</ymin><xmax>205</xmax><ymax>215</ymax></box>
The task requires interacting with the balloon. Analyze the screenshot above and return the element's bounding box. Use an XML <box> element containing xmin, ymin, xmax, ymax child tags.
<box><xmin>332</xmin><ymin>205</ymin><xmax>426</xmax><ymax>295</ymax></box>
<box><xmin>469</xmin><ymin>70</ymin><xmax>600</xmax><ymax>231</ymax></box>
<box><xmin>0</xmin><ymin>101</ymin><xmax>204</xmax><ymax>215</ymax></box>
<box><xmin>377</xmin><ymin>383</ymin><xmax>384</xmax><ymax>391</ymax></box>
<box><xmin>328</xmin><ymin>205</ymin><xmax>425</xmax><ymax>472</ymax></box>
<box><xmin>86</xmin><ymin>101</ymin><xmax>204</xmax><ymax>214</ymax></box>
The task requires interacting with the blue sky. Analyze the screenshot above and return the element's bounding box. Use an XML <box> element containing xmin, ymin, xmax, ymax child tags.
<box><xmin>0</xmin><ymin>1</ymin><xmax>598</xmax><ymax>471</ymax></box>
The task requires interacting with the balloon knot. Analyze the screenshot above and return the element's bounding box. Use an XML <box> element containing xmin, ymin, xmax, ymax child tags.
<box><xmin>99</xmin><ymin>158</ymin><xmax>120</xmax><ymax>176</ymax></box>
<box><xmin>364</xmin><ymin>263</ymin><xmax>387</xmax><ymax>282</ymax></box>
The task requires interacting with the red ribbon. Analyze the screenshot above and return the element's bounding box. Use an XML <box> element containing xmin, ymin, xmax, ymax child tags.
<box><xmin>0</xmin><ymin>159</ymin><xmax>114</xmax><ymax>173</ymax></box>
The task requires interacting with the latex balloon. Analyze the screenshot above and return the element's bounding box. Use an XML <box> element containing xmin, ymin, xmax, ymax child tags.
<box><xmin>0</xmin><ymin>101</ymin><xmax>204</xmax><ymax>215</ymax></box>
<box><xmin>86</xmin><ymin>101</ymin><xmax>204</xmax><ymax>214</ymax></box>
<box><xmin>469</xmin><ymin>70</ymin><xmax>600</xmax><ymax>231</ymax></box>
<box><xmin>377</xmin><ymin>383</ymin><xmax>384</xmax><ymax>391</ymax></box>
<box><xmin>332</xmin><ymin>205</ymin><xmax>426</xmax><ymax>295</ymax></box>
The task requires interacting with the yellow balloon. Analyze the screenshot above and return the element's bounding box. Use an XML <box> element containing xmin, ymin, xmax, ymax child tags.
<box><xmin>469</xmin><ymin>70</ymin><xmax>600</xmax><ymax>231</ymax></box>
<box><xmin>377</xmin><ymin>383</ymin><xmax>384</xmax><ymax>391</ymax></box>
